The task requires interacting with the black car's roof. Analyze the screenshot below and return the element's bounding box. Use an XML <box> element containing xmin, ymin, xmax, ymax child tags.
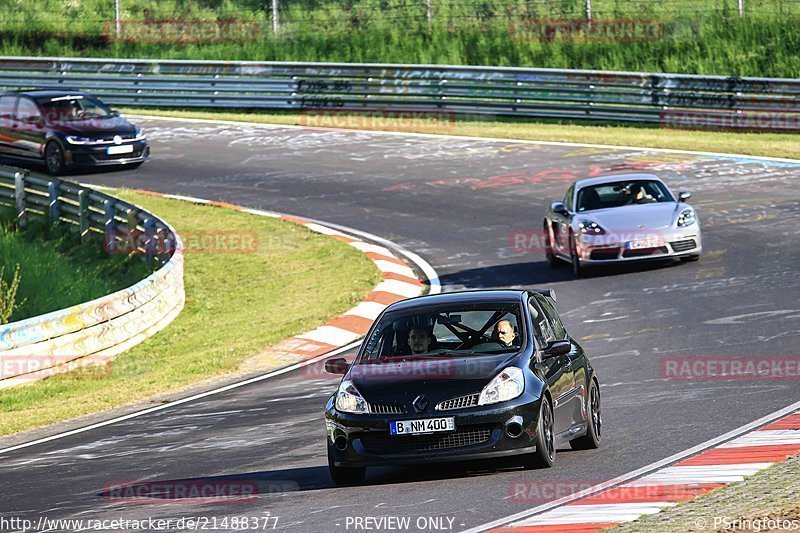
<box><xmin>0</xmin><ymin>90</ymin><xmax>92</xmax><ymax>99</ymax></box>
<box><xmin>386</xmin><ymin>289</ymin><xmax>529</xmax><ymax>312</ymax></box>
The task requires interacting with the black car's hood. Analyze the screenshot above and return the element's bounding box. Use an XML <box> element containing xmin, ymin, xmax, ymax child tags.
<box><xmin>349</xmin><ymin>353</ymin><xmax>521</xmax><ymax>408</ymax></box>
<box><xmin>51</xmin><ymin>116</ymin><xmax>137</xmax><ymax>138</ymax></box>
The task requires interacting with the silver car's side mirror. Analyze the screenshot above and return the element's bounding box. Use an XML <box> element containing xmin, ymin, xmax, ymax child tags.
<box><xmin>678</xmin><ymin>191</ymin><xmax>692</xmax><ymax>202</ymax></box>
<box><xmin>550</xmin><ymin>201</ymin><xmax>569</xmax><ymax>215</ymax></box>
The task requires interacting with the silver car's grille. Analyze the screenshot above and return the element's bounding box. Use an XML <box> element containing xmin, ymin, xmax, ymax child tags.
<box><xmin>369</xmin><ymin>403</ymin><xmax>406</xmax><ymax>415</ymax></box>
<box><xmin>436</xmin><ymin>394</ymin><xmax>479</xmax><ymax>411</ymax></box>
<box><xmin>670</xmin><ymin>239</ymin><xmax>697</xmax><ymax>253</ymax></box>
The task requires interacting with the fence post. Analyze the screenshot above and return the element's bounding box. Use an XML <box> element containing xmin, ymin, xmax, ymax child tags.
<box><xmin>426</xmin><ymin>0</ymin><xmax>432</xmax><ymax>28</ymax></box>
<box><xmin>272</xmin><ymin>0</ymin><xmax>279</xmax><ymax>35</ymax></box>
<box><xmin>586</xmin><ymin>0</ymin><xmax>592</xmax><ymax>21</ymax></box>
<box><xmin>48</xmin><ymin>181</ymin><xmax>61</xmax><ymax>224</ymax></box>
<box><xmin>126</xmin><ymin>207</ymin><xmax>138</xmax><ymax>255</ymax></box>
<box><xmin>14</xmin><ymin>171</ymin><xmax>26</xmax><ymax>228</ymax></box>
<box><xmin>78</xmin><ymin>189</ymin><xmax>90</xmax><ymax>241</ymax></box>
<box><xmin>738</xmin><ymin>0</ymin><xmax>744</xmax><ymax>17</ymax></box>
<box><xmin>103</xmin><ymin>199</ymin><xmax>116</xmax><ymax>254</ymax></box>
<box><xmin>143</xmin><ymin>218</ymin><xmax>156</xmax><ymax>266</ymax></box>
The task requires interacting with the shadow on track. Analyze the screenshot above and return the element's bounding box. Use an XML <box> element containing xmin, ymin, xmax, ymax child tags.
<box><xmin>440</xmin><ymin>259</ymin><xmax>691</xmax><ymax>288</ymax></box>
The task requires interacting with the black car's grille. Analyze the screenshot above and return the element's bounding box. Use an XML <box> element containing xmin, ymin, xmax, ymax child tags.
<box><xmin>359</xmin><ymin>426</ymin><xmax>495</xmax><ymax>454</ymax></box>
<box><xmin>369</xmin><ymin>403</ymin><xmax>406</xmax><ymax>415</ymax></box>
<box><xmin>670</xmin><ymin>239</ymin><xmax>697</xmax><ymax>253</ymax></box>
<box><xmin>622</xmin><ymin>246</ymin><xmax>668</xmax><ymax>258</ymax></box>
<box><xmin>590</xmin><ymin>247</ymin><xmax>620</xmax><ymax>260</ymax></box>
<box><xmin>436</xmin><ymin>394</ymin><xmax>479</xmax><ymax>411</ymax></box>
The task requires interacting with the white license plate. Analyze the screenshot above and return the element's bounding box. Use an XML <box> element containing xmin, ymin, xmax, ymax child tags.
<box><xmin>627</xmin><ymin>236</ymin><xmax>664</xmax><ymax>249</ymax></box>
<box><xmin>390</xmin><ymin>417</ymin><xmax>455</xmax><ymax>436</ymax></box>
<box><xmin>107</xmin><ymin>145</ymin><xmax>134</xmax><ymax>155</ymax></box>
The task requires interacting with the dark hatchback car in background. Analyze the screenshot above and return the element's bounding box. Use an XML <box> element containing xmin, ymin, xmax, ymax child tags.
<box><xmin>0</xmin><ymin>90</ymin><xmax>149</xmax><ymax>174</ymax></box>
<box><xmin>324</xmin><ymin>289</ymin><xmax>602</xmax><ymax>484</ymax></box>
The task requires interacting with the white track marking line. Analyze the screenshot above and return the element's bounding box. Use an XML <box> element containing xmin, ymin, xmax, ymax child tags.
<box><xmin>463</xmin><ymin>399</ymin><xmax>800</xmax><ymax>532</ymax></box>
<box><xmin>514</xmin><ymin>503</ymin><xmax>676</xmax><ymax>526</ymax></box>
<box><xmin>718</xmin><ymin>430</ymin><xmax>800</xmax><ymax>447</ymax></box>
<box><xmin>298</xmin><ymin>326</ymin><xmax>363</xmax><ymax>346</ymax></box>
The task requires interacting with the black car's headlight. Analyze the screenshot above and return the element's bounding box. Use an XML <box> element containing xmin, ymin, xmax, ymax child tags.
<box><xmin>66</xmin><ymin>135</ymin><xmax>92</xmax><ymax>145</ymax></box>
<box><xmin>335</xmin><ymin>379</ymin><xmax>370</xmax><ymax>414</ymax></box>
<box><xmin>677</xmin><ymin>208</ymin><xmax>696</xmax><ymax>227</ymax></box>
<box><xmin>478</xmin><ymin>367</ymin><xmax>524</xmax><ymax>406</ymax></box>
<box><xmin>135</xmin><ymin>127</ymin><xmax>146</xmax><ymax>140</ymax></box>
<box><xmin>578</xmin><ymin>219</ymin><xmax>606</xmax><ymax>235</ymax></box>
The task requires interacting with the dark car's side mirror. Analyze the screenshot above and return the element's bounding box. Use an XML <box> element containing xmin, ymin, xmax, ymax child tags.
<box><xmin>678</xmin><ymin>191</ymin><xmax>692</xmax><ymax>202</ymax></box>
<box><xmin>550</xmin><ymin>201</ymin><xmax>569</xmax><ymax>216</ymax></box>
<box><xmin>111</xmin><ymin>110</ymin><xmax>120</xmax><ymax>117</ymax></box>
<box><xmin>324</xmin><ymin>357</ymin><xmax>349</xmax><ymax>375</ymax></box>
<box><xmin>542</xmin><ymin>339</ymin><xmax>571</xmax><ymax>358</ymax></box>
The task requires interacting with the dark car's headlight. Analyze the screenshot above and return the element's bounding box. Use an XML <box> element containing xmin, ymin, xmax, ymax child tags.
<box><xmin>677</xmin><ymin>208</ymin><xmax>696</xmax><ymax>227</ymax></box>
<box><xmin>578</xmin><ymin>219</ymin><xmax>606</xmax><ymax>235</ymax></box>
<box><xmin>135</xmin><ymin>127</ymin><xmax>146</xmax><ymax>140</ymax></box>
<box><xmin>335</xmin><ymin>379</ymin><xmax>370</xmax><ymax>414</ymax></box>
<box><xmin>66</xmin><ymin>135</ymin><xmax>92</xmax><ymax>145</ymax></box>
<box><xmin>478</xmin><ymin>367</ymin><xmax>524</xmax><ymax>406</ymax></box>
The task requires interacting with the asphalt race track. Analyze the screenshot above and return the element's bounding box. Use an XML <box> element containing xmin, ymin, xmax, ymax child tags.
<box><xmin>2</xmin><ymin>117</ymin><xmax>799</xmax><ymax>531</ymax></box>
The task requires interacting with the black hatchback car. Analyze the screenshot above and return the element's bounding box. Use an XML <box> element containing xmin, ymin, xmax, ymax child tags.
<box><xmin>0</xmin><ymin>90</ymin><xmax>149</xmax><ymax>174</ymax></box>
<box><xmin>324</xmin><ymin>289</ymin><xmax>601</xmax><ymax>484</ymax></box>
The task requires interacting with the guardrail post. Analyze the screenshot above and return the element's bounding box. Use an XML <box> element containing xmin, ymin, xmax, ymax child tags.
<box><xmin>143</xmin><ymin>218</ymin><xmax>156</xmax><ymax>266</ymax></box>
<box><xmin>47</xmin><ymin>181</ymin><xmax>61</xmax><ymax>225</ymax></box>
<box><xmin>103</xmin><ymin>199</ymin><xmax>116</xmax><ymax>254</ymax></box>
<box><xmin>126</xmin><ymin>208</ymin><xmax>138</xmax><ymax>255</ymax></box>
<box><xmin>78</xmin><ymin>189</ymin><xmax>90</xmax><ymax>241</ymax></box>
<box><xmin>14</xmin><ymin>171</ymin><xmax>26</xmax><ymax>228</ymax></box>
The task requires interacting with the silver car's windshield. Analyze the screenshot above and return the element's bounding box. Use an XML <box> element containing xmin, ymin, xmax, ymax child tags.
<box><xmin>576</xmin><ymin>180</ymin><xmax>674</xmax><ymax>212</ymax></box>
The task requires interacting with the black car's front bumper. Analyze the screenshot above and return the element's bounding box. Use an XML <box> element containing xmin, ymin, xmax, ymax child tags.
<box><xmin>64</xmin><ymin>140</ymin><xmax>150</xmax><ymax>167</ymax></box>
<box><xmin>325</xmin><ymin>395</ymin><xmax>543</xmax><ymax>467</ymax></box>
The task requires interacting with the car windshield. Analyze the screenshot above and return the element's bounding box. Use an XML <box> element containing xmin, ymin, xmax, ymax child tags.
<box><xmin>360</xmin><ymin>302</ymin><xmax>524</xmax><ymax>361</ymax></box>
<box><xmin>37</xmin><ymin>95</ymin><xmax>113</xmax><ymax>123</ymax></box>
<box><xmin>576</xmin><ymin>179</ymin><xmax>674</xmax><ymax>212</ymax></box>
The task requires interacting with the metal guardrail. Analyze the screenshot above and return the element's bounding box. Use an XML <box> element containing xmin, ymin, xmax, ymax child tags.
<box><xmin>0</xmin><ymin>56</ymin><xmax>799</xmax><ymax>130</ymax></box>
<box><xmin>0</xmin><ymin>164</ymin><xmax>185</xmax><ymax>387</ymax></box>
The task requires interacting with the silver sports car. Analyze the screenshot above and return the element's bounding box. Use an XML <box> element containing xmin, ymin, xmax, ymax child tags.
<box><xmin>543</xmin><ymin>173</ymin><xmax>702</xmax><ymax>276</ymax></box>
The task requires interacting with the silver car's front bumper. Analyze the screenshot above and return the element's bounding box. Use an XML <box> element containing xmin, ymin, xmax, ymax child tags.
<box><xmin>575</xmin><ymin>229</ymin><xmax>702</xmax><ymax>264</ymax></box>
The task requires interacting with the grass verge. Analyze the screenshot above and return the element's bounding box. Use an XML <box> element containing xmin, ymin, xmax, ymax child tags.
<box><xmin>609</xmin><ymin>453</ymin><xmax>800</xmax><ymax>532</ymax></box>
<box><xmin>120</xmin><ymin>108</ymin><xmax>800</xmax><ymax>161</ymax></box>
<box><xmin>0</xmin><ymin>190</ymin><xmax>380</xmax><ymax>436</ymax></box>
<box><xmin>0</xmin><ymin>206</ymin><xmax>150</xmax><ymax>323</ymax></box>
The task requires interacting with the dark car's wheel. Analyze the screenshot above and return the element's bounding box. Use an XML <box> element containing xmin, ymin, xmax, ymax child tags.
<box><xmin>328</xmin><ymin>445</ymin><xmax>366</xmax><ymax>485</ymax></box>
<box><xmin>544</xmin><ymin>221</ymin><xmax>558</xmax><ymax>267</ymax></box>
<box><xmin>570</xmin><ymin>379</ymin><xmax>602</xmax><ymax>450</ymax></box>
<box><xmin>523</xmin><ymin>397</ymin><xmax>555</xmax><ymax>469</ymax></box>
<box><xmin>45</xmin><ymin>141</ymin><xmax>65</xmax><ymax>175</ymax></box>
<box><xmin>569</xmin><ymin>230</ymin><xmax>584</xmax><ymax>277</ymax></box>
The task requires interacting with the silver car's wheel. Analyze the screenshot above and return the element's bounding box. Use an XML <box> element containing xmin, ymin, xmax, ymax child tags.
<box><xmin>544</xmin><ymin>221</ymin><xmax>558</xmax><ymax>267</ymax></box>
<box><xmin>569</xmin><ymin>231</ymin><xmax>584</xmax><ymax>277</ymax></box>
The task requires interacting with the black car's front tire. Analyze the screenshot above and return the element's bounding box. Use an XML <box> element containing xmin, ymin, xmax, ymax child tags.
<box><xmin>328</xmin><ymin>444</ymin><xmax>366</xmax><ymax>485</ymax></box>
<box><xmin>570</xmin><ymin>379</ymin><xmax>602</xmax><ymax>450</ymax></box>
<box><xmin>522</xmin><ymin>397</ymin><xmax>555</xmax><ymax>469</ymax></box>
<box><xmin>45</xmin><ymin>141</ymin><xmax>65</xmax><ymax>175</ymax></box>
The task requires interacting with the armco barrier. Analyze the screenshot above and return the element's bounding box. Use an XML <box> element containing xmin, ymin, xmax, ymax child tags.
<box><xmin>0</xmin><ymin>56</ymin><xmax>799</xmax><ymax>130</ymax></box>
<box><xmin>0</xmin><ymin>164</ymin><xmax>184</xmax><ymax>387</ymax></box>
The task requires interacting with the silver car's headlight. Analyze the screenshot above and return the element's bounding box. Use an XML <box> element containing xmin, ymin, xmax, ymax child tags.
<box><xmin>335</xmin><ymin>379</ymin><xmax>370</xmax><ymax>414</ymax></box>
<box><xmin>578</xmin><ymin>219</ymin><xmax>606</xmax><ymax>235</ymax></box>
<box><xmin>478</xmin><ymin>367</ymin><xmax>524</xmax><ymax>406</ymax></box>
<box><xmin>677</xmin><ymin>208</ymin><xmax>696</xmax><ymax>227</ymax></box>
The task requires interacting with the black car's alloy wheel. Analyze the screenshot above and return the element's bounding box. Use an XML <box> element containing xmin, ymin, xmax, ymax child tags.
<box><xmin>523</xmin><ymin>397</ymin><xmax>555</xmax><ymax>469</ymax></box>
<box><xmin>45</xmin><ymin>142</ymin><xmax>64</xmax><ymax>175</ymax></box>
<box><xmin>570</xmin><ymin>379</ymin><xmax>602</xmax><ymax>450</ymax></box>
<box><xmin>328</xmin><ymin>444</ymin><xmax>366</xmax><ymax>485</ymax></box>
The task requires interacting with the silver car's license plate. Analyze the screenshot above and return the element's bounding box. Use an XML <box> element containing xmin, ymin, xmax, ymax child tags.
<box><xmin>627</xmin><ymin>236</ymin><xmax>664</xmax><ymax>249</ymax></box>
<box><xmin>390</xmin><ymin>417</ymin><xmax>455</xmax><ymax>436</ymax></box>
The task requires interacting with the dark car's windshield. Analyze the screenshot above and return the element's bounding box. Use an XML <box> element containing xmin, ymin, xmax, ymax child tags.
<box><xmin>576</xmin><ymin>179</ymin><xmax>674</xmax><ymax>212</ymax></box>
<box><xmin>37</xmin><ymin>95</ymin><xmax>113</xmax><ymax>123</ymax></box>
<box><xmin>361</xmin><ymin>302</ymin><xmax>524</xmax><ymax>361</ymax></box>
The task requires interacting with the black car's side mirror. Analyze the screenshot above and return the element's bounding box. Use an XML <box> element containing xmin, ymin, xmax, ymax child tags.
<box><xmin>324</xmin><ymin>357</ymin><xmax>349</xmax><ymax>375</ymax></box>
<box><xmin>678</xmin><ymin>191</ymin><xmax>692</xmax><ymax>202</ymax></box>
<box><xmin>550</xmin><ymin>201</ymin><xmax>569</xmax><ymax>216</ymax></box>
<box><xmin>111</xmin><ymin>110</ymin><xmax>121</xmax><ymax>117</ymax></box>
<box><xmin>542</xmin><ymin>339</ymin><xmax>571</xmax><ymax>358</ymax></box>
